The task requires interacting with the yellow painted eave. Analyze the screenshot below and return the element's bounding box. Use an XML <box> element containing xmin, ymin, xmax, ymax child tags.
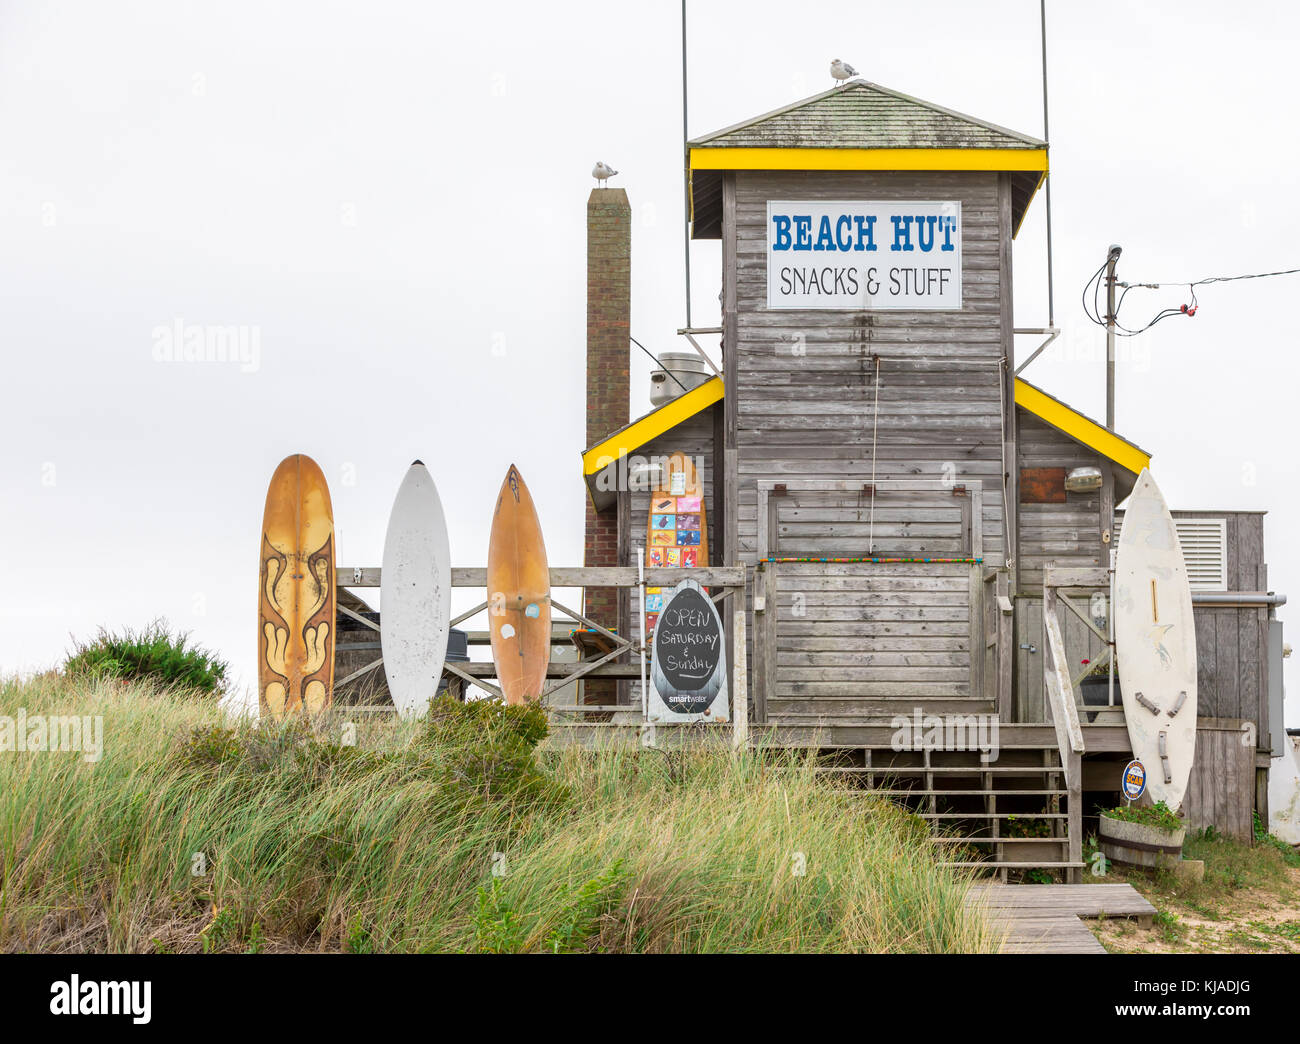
<box><xmin>582</xmin><ymin>376</ymin><xmax>724</xmax><ymax>477</ymax></box>
<box><xmin>1011</xmin><ymin>169</ymin><xmax>1048</xmax><ymax>240</ymax></box>
<box><xmin>689</xmin><ymin>146</ymin><xmax>1048</xmax><ymax>173</ymax></box>
<box><xmin>1014</xmin><ymin>378</ymin><xmax>1151</xmax><ymax>476</ymax></box>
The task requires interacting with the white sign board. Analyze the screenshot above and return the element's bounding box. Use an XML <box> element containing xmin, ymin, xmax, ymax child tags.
<box><xmin>766</xmin><ymin>200</ymin><xmax>962</xmax><ymax>310</ymax></box>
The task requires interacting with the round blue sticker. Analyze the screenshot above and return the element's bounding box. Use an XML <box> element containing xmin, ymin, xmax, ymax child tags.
<box><xmin>1121</xmin><ymin>759</ymin><xmax>1147</xmax><ymax>801</ymax></box>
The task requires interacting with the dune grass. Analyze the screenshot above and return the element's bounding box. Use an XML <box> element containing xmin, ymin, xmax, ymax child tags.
<box><xmin>0</xmin><ymin>673</ymin><xmax>997</xmax><ymax>953</ymax></box>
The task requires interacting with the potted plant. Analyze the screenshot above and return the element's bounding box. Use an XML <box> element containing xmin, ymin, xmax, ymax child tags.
<box><xmin>1098</xmin><ymin>801</ymin><xmax>1185</xmax><ymax>869</ymax></box>
<box><xmin>1079</xmin><ymin>658</ymin><xmax>1122</xmax><ymax>723</ymax></box>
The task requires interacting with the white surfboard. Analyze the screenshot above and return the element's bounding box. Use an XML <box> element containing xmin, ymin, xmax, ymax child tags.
<box><xmin>381</xmin><ymin>461</ymin><xmax>452</xmax><ymax>718</ymax></box>
<box><xmin>1115</xmin><ymin>468</ymin><xmax>1198</xmax><ymax>810</ymax></box>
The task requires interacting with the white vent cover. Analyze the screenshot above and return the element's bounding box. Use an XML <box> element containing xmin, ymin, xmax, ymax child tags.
<box><xmin>1115</xmin><ymin>515</ymin><xmax>1227</xmax><ymax>591</ymax></box>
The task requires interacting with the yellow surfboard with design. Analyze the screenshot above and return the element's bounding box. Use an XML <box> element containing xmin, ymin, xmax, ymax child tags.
<box><xmin>259</xmin><ymin>454</ymin><xmax>335</xmax><ymax>718</ymax></box>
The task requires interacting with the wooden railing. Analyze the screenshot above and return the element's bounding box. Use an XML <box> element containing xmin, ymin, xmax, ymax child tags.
<box><xmin>1042</xmin><ymin>567</ymin><xmax>1095</xmax><ymax>883</ymax></box>
<box><xmin>336</xmin><ymin>565</ymin><xmax>749</xmax><ymax>739</ymax></box>
<box><xmin>983</xmin><ymin>568</ymin><xmax>1014</xmax><ymax>720</ymax></box>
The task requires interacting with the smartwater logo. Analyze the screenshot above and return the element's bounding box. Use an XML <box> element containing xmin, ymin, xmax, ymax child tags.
<box><xmin>50</xmin><ymin>975</ymin><xmax>151</xmax><ymax>1024</ymax></box>
<box><xmin>0</xmin><ymin>709</ymin><xmax>103</xmax><ymax>763</ymax></box>
<box><xmin>151</xmin><ymin>318</ymin><xmax>261</xmax><ymax>373</ymax></box>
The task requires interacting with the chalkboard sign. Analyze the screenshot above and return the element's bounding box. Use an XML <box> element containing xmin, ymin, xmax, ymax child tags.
<box><xmin>648</xmin><ymin>578</ymin><xmax>729</xmax><ymax>723</ymax></box>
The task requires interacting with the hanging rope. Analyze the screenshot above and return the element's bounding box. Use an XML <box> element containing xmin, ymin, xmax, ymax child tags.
<box><xmin>763</xmin><ymin>556</ymin><xmax>983</xmax><ymax>565</ymax></box>
<box><xmin>868</xmin><ymin>354</ymin><xmax>881</xmax><ymax>554</ymax></box>
<box><xmin>999</xmin><ymin>356</ymin><xmax>1014</xmax><ymax>569</ymax></box>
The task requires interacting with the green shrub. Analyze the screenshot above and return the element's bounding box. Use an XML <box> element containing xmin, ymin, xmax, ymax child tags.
<box><xmin>1253</xmin><ymin>812</ymin><xmax>1300</xmax><ymax>867</ymax></box>
<box><xmin>1102</xmin><ymin>800</ymin><xmax>1182</xmax><ymax>831</ymax></box>
<box><xmin>422</xmin><ymin>695</ymin><xmax>567</xmax><ymax>809</ymax></box>
<box><xmin>65</xmin><ymin>621</ymin><xmax>227</xmax><ymax>695</ymax></box>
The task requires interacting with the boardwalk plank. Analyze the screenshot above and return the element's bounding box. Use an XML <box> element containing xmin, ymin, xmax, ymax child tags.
<box><xmin>966</xmin><ymin>883</ymin><xmax>1154</xmax><ymax>953</ymax></box>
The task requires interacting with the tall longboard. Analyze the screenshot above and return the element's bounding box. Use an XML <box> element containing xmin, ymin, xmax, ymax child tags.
<box><xmin>644</xmin><ymin>451</ymin><xmax>708</xmax><ymax>638</ymax></box>
<box><xmin>487</xmin><ymin>465</ymin><xmax>551</xmax><ymax>704</ymax></box>
<box><xmin>381</xmin><ymin>461</ymin><xmax>452</xmax><ymax>718</ymax></box>
<box><xmin>1115</xmin><ymin>468</ymin><xmax>1198</xmax><ymax>810</ymax></box>
<box><xmin>259</xmin><ymin>454</ymin><xmax>335</xmax><ymax>718</ymax></box>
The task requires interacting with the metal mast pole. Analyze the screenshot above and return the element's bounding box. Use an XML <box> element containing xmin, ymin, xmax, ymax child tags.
<box><xmin>1040</xmin><ymin>0</ymin><xmax>1054</xmax><ymax>327</ymax></box>
<box><xmin>681</xmin><ymin>0</ymin><xmax>692</xmax><ymax>328</ymax></box>
<box><xmin>1105</xmin><ymin>245</ymin><xmax>1121</xmax><ymax>429</ymax></box>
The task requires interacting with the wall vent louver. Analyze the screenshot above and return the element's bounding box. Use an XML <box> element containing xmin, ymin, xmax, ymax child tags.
<box><xmin>1115</xmin><ymin>515</ymin><xmax>1228</xmax><ymax>591</ymax></box>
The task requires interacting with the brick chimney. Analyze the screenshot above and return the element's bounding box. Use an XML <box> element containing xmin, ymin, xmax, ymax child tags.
<box><xmin>584</xmin><ymin>188</ymin><xmax>630</xmax><ymax>699</ymax></box>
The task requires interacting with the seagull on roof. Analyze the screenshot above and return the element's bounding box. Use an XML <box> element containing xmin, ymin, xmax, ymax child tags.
<box><xmin>830</xmin><ymin>58</ymin><xmax>858</xmax><ymax>86</ymax></box>
<box><xmin>592</xmin><ymin>161</ymin><xmax>619</xmax><ymax>187</ymax></box>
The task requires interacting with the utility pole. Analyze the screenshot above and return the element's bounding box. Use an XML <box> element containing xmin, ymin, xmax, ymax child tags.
<box><xmin>1105</xmin><ymin>244</ymin><xmax>1121</xmax><ymax>430</ymax></box>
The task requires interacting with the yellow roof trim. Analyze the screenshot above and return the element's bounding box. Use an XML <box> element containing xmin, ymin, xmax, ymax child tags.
<box><xmin>689</xmin><ymin>147</ymin><xmax>1048</xmax><ymax>173</ymax></box>
<box><xmin>582</xmin><ymin>376</ymin><xmax>724</xmax><ymax>476</ymax></box>
<box><xmin>1014</xmin><ymin>378</ymin><xmax>1151</xmax><ymax>476</ymax></box>
<box><xmin>1011</xmin><ymin>170</ymin><xmax>1047</xmax><ymax>239</ymax></box>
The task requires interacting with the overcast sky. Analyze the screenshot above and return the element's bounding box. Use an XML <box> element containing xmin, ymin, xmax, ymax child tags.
<box><xmin>2</xmin><ymin>1</ymin><xmax>1296</xmax><ymax>724</ymax></box>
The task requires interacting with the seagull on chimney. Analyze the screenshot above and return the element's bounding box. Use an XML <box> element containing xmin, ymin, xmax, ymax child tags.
<box><xmin>830</xmin><ymin>58</ymin><xmax>858</xmax><ymax>86</ymax></box>
<box><xmin>592</xmin><ymin>161</ymin><xmax>619</xmax><ymax>187</ymax></box>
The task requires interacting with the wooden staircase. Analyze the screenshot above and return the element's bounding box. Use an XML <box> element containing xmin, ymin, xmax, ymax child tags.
<box><xmin>817</xmin><ymin>733</ymin><xmax>1084</xmax><ymax>881</ymax></box>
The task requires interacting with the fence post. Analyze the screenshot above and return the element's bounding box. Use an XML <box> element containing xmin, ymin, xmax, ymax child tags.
<box><xmin>732</xmin><ymin>606</ymin><xmax>748</xmax><ymax>750</ymax></box>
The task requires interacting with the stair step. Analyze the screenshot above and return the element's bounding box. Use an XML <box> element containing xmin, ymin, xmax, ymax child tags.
<box><xmin>929</xmin><ymin>837</ymin><xmax>1067</xmax><ymax>844</ymax></box>
<box><xmin>917</xmin><ymin>812</ymin><xmax>1067</xmax><ymax>820</ymax></box>
<box><xmin>942</xmin><ymin>861</ymin><xmax>1086</xmax><ymax>869</ymax></box>
<box><xmin>861</xmin><ymin>789</ymin><xmax>1067</xmax><ymax>797</ymax></box>
<box><xmin>764</xmin><ymin>742</ymin><xmax>1059</xmax><ymax>751</ymax></box>
<box><xmin>834</xmin><ymin>766</ymin><xmax>1062</xmax><ymax>775</ymax></box>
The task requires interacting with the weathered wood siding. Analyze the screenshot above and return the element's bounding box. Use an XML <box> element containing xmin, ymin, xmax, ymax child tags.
<box><xmin>727</xmin><ymin>170</ymin><xmax>1012</xmax><ymax>724</ymax></box>
<box><xmin>1012</xmin><ymin>414</ymin><xmax>1112</xmax><ymax>721</ymax></box>
<box><xmin>1111</xmin><ymin>510</ymin><xmax>1270</xmax><ymax>746</ymax></box>
<box><xmin>769</xmin><ymin>561</ymin><xmax>982</xmax><ymax>723</ymax></box>
<box><xmin>1019</xmin><ymin>511</ymin><xmax>1272</xmax><ymax>752</ymax></box>
<box><xmin>731</xmin><ymin>172</ymin><xmax>1009</xmax><ymax>565</ymax></box>
<box><xmin>1016</xmin><ymin>413</ymin><xmax>1107</xmax><ymax>593</ymax></box>
<box><xmin>1183</xmin><ymin>718</ymin><xmax>1257</xmax><ymax>841</ymax></box>
<box><xmin>1015</xmin><ymin>597</ymin><xmax>1109</xmax><ymax>723</ymax></box>
<box><xmin>1179</xmin><ymin>513</ymin><xmax>1271</xmax><ymax>749</ymax></box>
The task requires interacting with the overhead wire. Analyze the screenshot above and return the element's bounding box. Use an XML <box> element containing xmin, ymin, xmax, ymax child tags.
<box><xmin>1081</xmin><ymin>261</ymin><xmax>1299</xmax><ymax>337</ymax></box>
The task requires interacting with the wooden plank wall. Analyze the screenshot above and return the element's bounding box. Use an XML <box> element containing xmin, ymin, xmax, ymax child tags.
<box><xmin>1015</xmin><ymin>596</ymin><xmax>1109</xmax><ymax>723</ymax></box>
<box><xmin>728</xmin><ymin>171</ymin><xmax>1010</xmax><ymax>721</ymax></box>
<box><xmin>768</xmin><ymin>560</ymin><xmax>982</xmax><ymax>723</ymax></box>
<box><xmin>1017</xmin><ymin>512</ymin><xmax>1272</xmax><ymax>753</ymax></box>
<box><xmin>1183</xmin><ymin>718</ymin><xmax>1257</xmax><ymax>841</ymax></box>
<box><xmin>1182</xmin><ymin>513</ymin><xmax>1271</xmax><ymax>751</ymax></box>
<box><xmin>730</xmin><ymin>171</ymin><xmax>1010</xmax><ymax>571</ymax></box>
<box><xmin>1016</xmin><ymin>413</ymin><xmax>1107</xmax><ymax>594</ymax></box>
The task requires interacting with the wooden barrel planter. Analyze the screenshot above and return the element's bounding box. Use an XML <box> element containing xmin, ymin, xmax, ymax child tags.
<box><xmin>1098</xmin><ymin>812</ymin><xmax>1185</xmax><ymax>869</ymax></box>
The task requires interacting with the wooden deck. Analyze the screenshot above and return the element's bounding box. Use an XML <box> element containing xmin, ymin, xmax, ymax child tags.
<box><xmin>967</xmin><ymin>884</ymin><xmax>1155</xmax><ymax>954</ymax></box>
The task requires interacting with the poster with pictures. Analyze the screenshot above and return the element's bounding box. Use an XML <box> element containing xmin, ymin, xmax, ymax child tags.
<box><xmin>643</xmin><ymin>456</ymin><xmax>708</xmax><ymax>651</ymax></box>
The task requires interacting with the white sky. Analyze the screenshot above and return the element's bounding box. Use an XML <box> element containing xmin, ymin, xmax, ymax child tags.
<box><xmin>2</xmin><ymin>1</ymin><xmax>1296</xmax><ymax>726</ymax></box>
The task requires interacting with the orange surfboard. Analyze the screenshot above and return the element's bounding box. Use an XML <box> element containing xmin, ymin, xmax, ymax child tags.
<box><xmin>259</xmin><ymin>454</ymin><xmax>336</xmax><ymax>718</ymax></box>
<box><xmin>487</xmin><ymin>464</ymin><xmax>551</xmax><ymax>704</ymax></box>
<box><xmin>645</xmin><ymin>451</ymin><xmax>709</xmax><ymax>638</ymax></box>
